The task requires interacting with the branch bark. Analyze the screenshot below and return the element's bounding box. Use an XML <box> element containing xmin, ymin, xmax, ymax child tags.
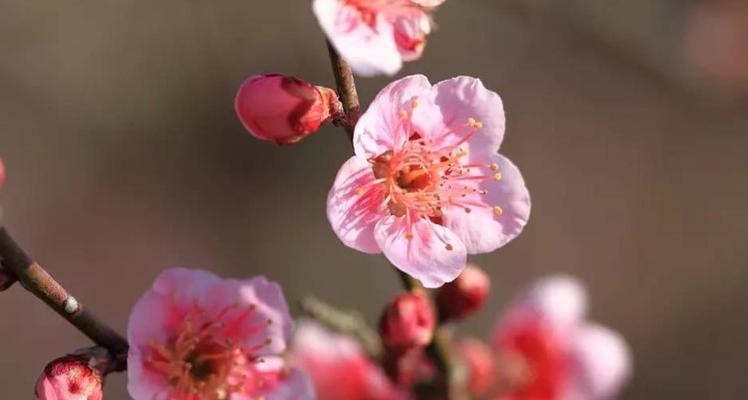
<box><xmin>0</xmin><ymin>225</ymin><xmax>128</xmax><ymax>371</ymax></box>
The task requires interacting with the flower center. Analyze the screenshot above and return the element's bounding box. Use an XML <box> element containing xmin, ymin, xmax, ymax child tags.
<box><xmin>145</xmin><ymin>302</ymin><xmax>276</xmax><ymax>399</ymax></box>
<box><xmin>357</xmin><ymin>99</ymin><xmax>504</xmax><ymax>227</ymax></box>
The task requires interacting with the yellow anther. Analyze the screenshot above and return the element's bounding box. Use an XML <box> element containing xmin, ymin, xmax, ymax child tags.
<box><xmin>494</xmin><ymin>172</ymin><xmax>503</xmax><ymax>181</ymax></box>
<box><xmin>490</xmin><ymin>163</ymin><xmax>499</xmax><ymax>171</ymax></box>
<box><xmin>400</xmin><ymin>109</ymin><xmax>409</xmax><ymax>120</ymax></box>
<box><xmin>411</xmin><ymin>99</ymin><xmax>419</xmax><ymax>108</ymax></box>
<box><xmin>493</xmin><ymin>206</ymin><xmax>503</xmax><ymax>216</ymax></box>
<box><xmin>355</xmin><ymin>187</ymin><xmax>366</xmax><ymax>196</ymax></box>
<box><xmin>445</xmin><ymin>243</ymin><xmax>454</xmax><ymax>251</ymax></box>
<box><xmin>404</xmin><ymin>232</ymin><xmax>414</xmax><ymax>240</ymax></box>
<box><xmin>467</xmin><ymin>118</ymin><xmax>483</xmax><ymax>129</ymax></box>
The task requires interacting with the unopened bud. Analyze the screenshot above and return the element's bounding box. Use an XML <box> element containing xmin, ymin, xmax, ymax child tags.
<box><xmin>456</xmin><ymin>338</ymin><xmax>496</xmax><ymax>397</ymax></box>
<box><xmin>35</xmin><ymin>354</ymin><xmax>104</xmax><ymax>400</ymax></box>
<box><xmin>234</xmin><ymin>73</ymin><xmax>339</xmax><ymax>145</ymax></box>
<box><xmin>379</xmin><ymin>291</ymin><xmax>435</xmax><ymax>354</ymax></box>
<box><xmin>436</xmin><ymin>264</ymin><xmax>490</xmax><ymax>321</ymax></box>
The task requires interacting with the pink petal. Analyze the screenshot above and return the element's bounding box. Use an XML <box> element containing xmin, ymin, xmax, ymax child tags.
<box><xmin>353</xmin><ymin>75</ymin><xmax>432</xmax><ymax>158</ymax></box>
<box><xmin>327</xmin><ymin>155</ymin><xmax>386</xmax><ymax>254</ymax></box>
<box><xmin>313</xmin><ymin>0</ymin><xmax>401</xmax><ymax>77</ymax></box>
<box><xmin>204</xmin><ymin>276</ymin><xmax>294</xmax><ymax>356</ymax></box>
<box><xmin>441</xmin><ymin>154</ymin><xmax>530</xmax><ymax>254</ymax></box>
<box><xmin>374</xmin><ymin>215</ymin><xmax>466</xmax><ymax>288</ymax></box>
<box><xmin>126</xmin><ymin>352</ymin><xmax>169</xmax><ymax>400</ymax></box>
<box><xmin>497</xmin><ymin>276</ymin><xmax>587</xmax><ymax>341</ymax></box>
<box><xmin>151</xmin><ymin>267</ymin><xmax>220</xmax><ymax>308</ymax></box>
<box><xmin>429</xmin><ymin>76</ymin><xmax>505</xmax><ymax>157</ymax></box>
<box><xmin>260</xmin><ymin>368</ymin><xmax>316</xmax><ymax>400</ymax></box>
<box><xmin>566</xmin><ymin>324</ymin><xmax>632</xmax><ymax>400</ymax></box>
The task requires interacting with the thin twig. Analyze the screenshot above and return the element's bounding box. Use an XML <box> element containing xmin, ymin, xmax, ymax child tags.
<box><xmin>325</xmin><ymin>43</ymin><xmax>454</xmax><ymax>399</ymax></box>
<box><xmin>0</xmin><ymin>225</ymin><xmax>128</xmax><ymax>371</ymax></box>
<box><xmin>326</xmin><ymin>41</ymin><xmax>360</xmax><ymax>141</ymax></box>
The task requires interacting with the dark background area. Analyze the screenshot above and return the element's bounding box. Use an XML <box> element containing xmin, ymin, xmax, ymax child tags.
<box><xmin>1</xmin><ymin>1</ymin><xmax>747</xmax><ymax>398</ymax></box>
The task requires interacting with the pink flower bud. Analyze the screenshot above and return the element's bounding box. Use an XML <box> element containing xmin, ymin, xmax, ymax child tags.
<box><xmin>234</xmin><ymin>73</ymin><xmax>339</xmax><ymax>145</ymax></box>
<box><xmin>379</xmin><ymin>291</ymin><xmax>436</xmax><ymax>354</ymax></box>
<box><xmin>436</xmin><ymin>264</ymin><xmax>490</xmax><ymax>321</ymax></box>
<box><xmin>35</xmin><ymin>355</ymin><xmax>103</xmax><ymax>400</ymax></box>
<box><xmin>456</xmin><ymin>338</ymin><xmax>496</xmax><ymax>397</ymax></box>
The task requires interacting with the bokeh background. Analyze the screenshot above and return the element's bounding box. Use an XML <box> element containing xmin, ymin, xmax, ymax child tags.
<box><xmin>1</xmin><ymin>0</ymin><xmax>747</xmax><ymax>398</ymax></box>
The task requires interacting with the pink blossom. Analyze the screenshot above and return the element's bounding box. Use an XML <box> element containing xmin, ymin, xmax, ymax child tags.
<box><xmin>313</xmin><ymin>0</ymin><xmax>446</xmax><ymax>76</ymax></box>
<box><xmin>327</xmin><ymin>75</ymin><xmax>531</xmax><ymax>287</ymax></box>
<box><xmin>235</xmin><ymin>74</ymin><xmax>339</xmax><ymax>145</ymax></box>
<box><xmin>35</xmin><ymin>354</ymin><xmax>104</xmax><ymax>400</ymax></box>
<box><xmin>291</xmin><ymin>320</ymin><xmax>406</xmax><ymax>400</ymax></box>
<box><xmin>127</xmin><ymin>268</ymin><xmax>314</xmax><ymax>400</ymax></box>
<box><xmin>491</xmin><ymin>276</ymin><xmax>631</xmax><ymax>400</ymax></box>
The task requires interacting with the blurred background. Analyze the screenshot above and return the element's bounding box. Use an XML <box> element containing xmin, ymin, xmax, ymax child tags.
<box><xmin>1</xmin><ymin>0</ymin><xmax>747</xmax><ymax>398</ymax></box>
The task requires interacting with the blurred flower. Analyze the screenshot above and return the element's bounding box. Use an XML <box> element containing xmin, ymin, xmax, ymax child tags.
<box><xmin>235</xmin><ymin>73</ymin><xmax>340</xmax><ymax>145</ymax></box>
<box><xmin>0</xmin><ymin>156</ymin><xmax>5</xmax><ymax>190</ymax></box>
<box><xmin>291</xmin><ymin>320</ymin><xmax>406</xmax><ymax>400</ymax></box>
<box><xmin>313</xmin><ymin>0</ymin><xmax>446</xmax><ymax>76</ymax></box>
<box><xmin>127</xmin><ymin>268</ymin><xmax>314</xmax><ymax>400</ymax></box>
<box><xmin>491</xmin><ymin>276</ymin><xmax>631</xmax><ymax>400</ymax></box>
<box><xmin>683</xmin><ymin>0</ymin><xmax>748</xmax><ymax>95</ymax></box>
<box><xmin>35</xmin><ymin>354</ymin><xmax>104</xmax><ymax>400</ymax></box>
<box><xmin>455</xmin><ymin>338</ymin><xmax>496</xmax><ymax>398</ymax></box>
<box><xmin>436</xmin><ymin>264</ymin><xmax>490</xmax><ymax>321</ymax></box>
<box><xmin>327</xmin><ymin>75</ymin><xmax>531</xmax><ymax>287</ymax></box>
<box><xmin>379</xmin><ymin>291</ymin><xmax>436</xmax><ymax>355</ymax></box>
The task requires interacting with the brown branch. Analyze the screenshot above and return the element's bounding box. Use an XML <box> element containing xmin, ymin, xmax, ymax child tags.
<box><xmin>325</xmin><ymin>43</ymin><xmax>455</xmax><ymax>400</ymax></box>
<box><xmin>326</xmin><ymin>41</ymin><xmax>360</xmax><ymax>141</ymax></box>
<box><xmin>0</xmin><ymin>225</ymin><xmax>128</xmax><ymax>372</ymax></box>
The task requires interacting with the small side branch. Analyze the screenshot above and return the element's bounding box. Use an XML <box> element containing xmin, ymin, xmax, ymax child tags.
<box><xmin>0</xmin><ymin>226</ymin><xmax>128</xmax><ymax>371</ymax></box>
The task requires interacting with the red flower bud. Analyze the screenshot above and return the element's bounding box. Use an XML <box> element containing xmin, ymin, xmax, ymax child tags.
<box><xmin>436</xmin><ymin>264</ymin><xmax>490</xmax><ymax>321</ymax></box>
<box><xmin>456</xmin><ymin>338</ymin><xmax>496</xmax><ymax>397</ymax></box>
<box><xmin>379</xmin><ymin>291</ymin><xmax>436</xmax><ymax>354</ymax></box>
<box><xmin>234</xmin><ymin>73</ymin><xmax>339</xmax><ymax>145</ymax></box>
<box><xmin>35</xmin><ymin>354</ymin><xmax>104</xmax><ymax>400</ymax></box>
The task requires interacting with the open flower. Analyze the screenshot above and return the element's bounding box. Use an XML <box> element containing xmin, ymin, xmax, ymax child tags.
<box><xmin>127</xmin><ymin>268</ymin><xmax>314</xmax><ymax>400</ymax></box>
<box><xmin>313</xmin><ymin>0</ymin><xmax>446</xmax><ymax>76</ymax></box>
<box><xmin>291</xmin><ymin>320</ymin><xmax>406</xmax><ymax>400</ymax></box>
<box><xmin>327</xmin><ymin>75</ymin><xmax>531</xmax><ymax>287</ymax></box>
<box><xmin>491</xmin><ymin>276</ymin><xmax>631</xmax><ymax>400</ymax></box>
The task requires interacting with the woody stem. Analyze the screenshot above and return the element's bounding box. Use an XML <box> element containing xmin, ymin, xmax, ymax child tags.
<box><xmin>0</xmin><ymin>224</ymin><xmax>128</xmax><ymax>371</ymax></box>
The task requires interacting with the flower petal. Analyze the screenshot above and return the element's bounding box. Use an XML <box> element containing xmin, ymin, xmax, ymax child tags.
<box><xmin>327</xmin><ymin>155</ymin><xmax>386</xmax><ymax>254</ymax></box>
<box><xmin>313</xmin><ymin>0</ymin><xmax>401</xmax><ymax>77</ymax></box>
<box><xmin>354</xmin><ymin>75</ymin><xmax>432</xmax><ymax>158</ymax></box>
<box><xmin>430</xmin><ymin>76</ymin><xmax>505</xmax><ymax>157</ymax></box>
<box><xmin>203</xmin><ymin>276</ymin><xmax>294</xmax><ymax>356</ymax></box>
<box><xmin>126</xmin><ymin>351</ymin><xmax>170</xmax><ymax>400</ymax></box>
<box><xmin>519</xmin><ymin>275</ymin><xmax>588</xmax><ymax>332</ymax></box>
<box><xmin>441</xmin><ymin>154</ymin><xmax>530</xmax><ymax>254</ymax></box>
<box><xmin>374</xmin><ymin>215</ymin><xmax>466</xmax><ymax>288</ymax></box>
<box><xmin>261</xmin><ymin>368</ymin><xmax>317</xmax><ymax>400</ymax></box>
<box><xmin>566</xmin><ymin>323</ymin><xmax>632</xmax><ymax>400</ymax></box>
